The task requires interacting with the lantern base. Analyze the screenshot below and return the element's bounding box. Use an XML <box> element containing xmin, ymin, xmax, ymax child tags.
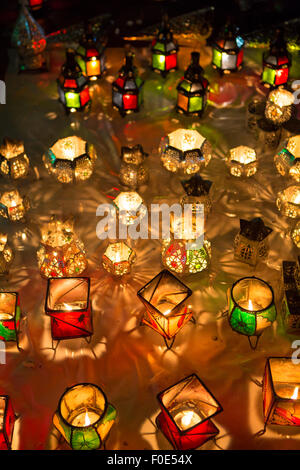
<box><xmin>152</xmin><ymin>67</ymin><xmax>177</xmax><ymax>78</ymax></box>
<box><xmin>176</xmin><ymin>105</ymin><xmax>205</xmax><ymax>118</ymax></box>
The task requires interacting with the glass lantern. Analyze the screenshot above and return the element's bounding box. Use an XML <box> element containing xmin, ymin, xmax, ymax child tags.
<box><xmin>76</xmin><ymin>23</ymin><xmax>105</xmax><ymax>81</ymax></box>
<box><xmin>113</xmin><ymin>191</ymin><xmax>146</xmax><ymax>226</ymax></box>
<box><xmin>102</xmin><ymin>242</ymin><xmax>136</xmax><ymax>277</ymax></box>
<box><xmin>43</xmin><ymin>136</ymin><xmax>97</xmax><ymax>184</ymax></box>
<box><xmin>0</xmin><ymin>396</ymin><xmax>16</xmax><ymax>450</ymax></box>
<box><xmin>292</xmin><ymin>221</ymin><xmax>300</xmax><ymax>248</ymax></box>
<box><xmin>265</xmin><ymin>88</ymin><xmax>294</xmax><ymax>126</ymax></box>
<box><xmin>181</xmin><ymin>175</ymin><xmax>212</xmax><ymax>221</ymax></box>
<box><xmin>212</xmin><ymin>23</ymin><xmax>244</xmax><ymax>74</ymax></box>
<box><xmin>119</xmin><ymin>144</ymin><xmax>148</xmax><ymax>189</ymax></box>
<box><xmin>234</xmin><ymin>218</ymin><xmax>272</xmax><ymax>266</ymax></box>
<box><xmin>262</xmin><ymin>29</ymin><xmax>291</xmax><ymax>88</ymax></box>
<box><xmin>0</xmin><ymin>234</ymin><xmax>14</xmax><ymax>275</ymax></box>
<box><xmin>227</xmin><ymin>146</ymin><xmax>258</xmax><ymax>177</ymax></box>
<box><xmin>151</xmin><ymin>15</ymin><xmax>178</xmax><ymax>77</ymax></box>
<box><xmin>281</xmin><ymin>258</ymin><xmax>300</xmax><ymax>334</ymax></box>
<box><xmin>276</xmin><ymin>185</ymin><xmax>300</xmax><ymax>218</ymax></box>
<box><xmin>274</xmin><ymin>135</ymin><xmax>300</xmax><ymax>182</ymax></box>
<box><xmin>0</xmin><ymin>137</ymin><xmax>30</xmax><ymax>179</ymax></box>
<box><xmin>53</xmin><ymin>383</ymin><xmax>116</xmax><ymax>450</ymax></box>
<box><xmin>0</xmin><ymin>292</ymin><xmax>21</xmax><ymax>345</ymax></box>
<box><xmin>0</xmin><ymin>190</ymin><xmax>29</xmax><ymax>222</ymax></box>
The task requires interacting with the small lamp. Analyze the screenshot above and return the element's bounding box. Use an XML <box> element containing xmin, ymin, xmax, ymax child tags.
<box><xmin>0</xmin><ymin>396</ymin><xmax>16</xmax><ymax>450</ymax></box>
<box><xmin>227</xmin><ymin>146</ymin><xmax>258</xmax><ymax>177</ymax></box>
<box><xmin>212</xmin><ymin>22</ymin><xmax>244</xmax><ymax>74</ymax></box>
<box><xmin>76</xmin><ymin>23</ymin><xmax>105</xmax><ymax>81</ymax></box>
<box><xmin>181</xmin><ymin>175</ymin><xmax>212</xmax><ymax>220</ymax></box>
<box><xmin>102</xmin><ymin>242</ymin><xmax>136</xmax><ymax>277</ymax></box>
<box><xmin>262</xmin><ymin>29</ymin><xmax>291</xmax><ymax>88</ymax></box>
<box><xmin>276</xmin><ymin>185</ymin><xmax>300</xmax><ymax>218</ymax></box>
<box><xmin>234</xmin><ymin>218</ymin><xmax>272</xmax><ymax>266</ymax></box>
<box><xmin>265</xmin><ymin>88</ymin><xmax>294</xmax><ymax>126</ymax></box>
<box><xmin>0</xmin><ymin>234</ymin><xmax>14</xmax><ymax>275</ymax></box>
<box><xmin>119</xmin><ymin>144</ymin><xmax>148</xmax><ymax>189</ymax></box>
<box><xmin>151</xmin><ymin>14</ymin><xmax>178</xmax><ymax>77</ymax></box>
<box><xmin>0</xmin><ymin>190</ymin><xmax>29</xmax><ymax>222</ymax></box>
<box><xmin>0</xmin><ymin>137</ymin><xmax>30</xmax><ymax>179</ymax></box>
<box><xmin>112</xmin><ymin>53</ymin><xmax>144</xmax><ymax>116</ymax></box>
<box><xmin>274</xmin><ymin>135</ymin><xmax>300</xmax><ymax>182</ymax></box>
<box><xmin>113</xmin><ymin>191</ymin><xmax>146</xmax><ymax>226</ymax></box>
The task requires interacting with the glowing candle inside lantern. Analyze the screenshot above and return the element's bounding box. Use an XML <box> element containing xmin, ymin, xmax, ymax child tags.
<box><xmin>54</xmin><ymin>301</ymin><xmax>87</xmax><ymax>311</ymax></box>
<box><xmin>291</xmin><ymin>386</ymin><xmax>299</xmax><ymax>400</ymax></box>
<box><xmin>174</xmin><ymin>410</ymin><xmax>202</xmax><ymax>430</ymax></box>
<box><xmin>71</xmin><ymin>409</ymin><xmax>100</xmax><ymax>427</ymax></box>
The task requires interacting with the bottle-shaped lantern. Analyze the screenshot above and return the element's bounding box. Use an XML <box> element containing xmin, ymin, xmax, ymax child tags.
<box><xmin>181</xmin><ymin>174</ymin><xmax>212</xmax><ymax>221</ymax></box>
<box><xmin>112</xmin><ymin>53</ymin><xmax>144</xmax><ymax>116</ymax></box>
<box><xmin>151</xmin><ymin>14</ymin><xmax>178</xmax><ymax>77</ymax></box>
<box><xmin>234</xmin><ymin>218</ymin><xmax>273</xmax><ymax>266</ymax></box>
<box><xmin>176</xmin><ymin>52</ymin><xmax>209</xmax><ymax>117</ymax></box>
<box><xmin>212</xmin><ymin>22</ymin><xmax>244</xmax><ymax>74</ymax></box>
<box><xmin>57</xmin><ymin>49</ymin><xmax>91</xmax><ymax>114</ymax></box>
<box><xmin>0</xmin><ymin>234</ymin><xmax>14</xmax><ymax>275</ymax></box>
<box><xmin>76</xmin><ymin>23</ymin><xmax>105</xmax><ymax>81</ymax></box>
<box><xmin>262</xmin><ymin>29</ymin><xmax>291</xmax><ymax>88</ymax></box>
<box><xmin>119</xmin><ymin>144</ymin><xmax>148</xmax><ymax>189</ymax></box>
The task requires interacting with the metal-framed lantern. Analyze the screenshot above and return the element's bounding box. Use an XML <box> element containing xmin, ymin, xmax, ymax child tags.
<box><xmin>176</xmin><ymin>52</ymin><xmax>209</xmax><ymax>117</ymax></box>
<box><xmin>0</xmin><ymin>189</ymin><xmax>29</xmax><ymax>222</ymax></box>
<box><xmin>160</xmin><ymin>129</ymin><xmax>212</xmax><ymax>175</ymax></box>
<box><xmin>45</xmin><ymin>277</ymin><xmax>92</xmax><ymax>341</ymax></box>
<box><xmin>112</xmin><ymin>53</ymin><xmax>144</xmax><ymax>117</ymax></box>
<box><xmin>156</xmin><ymin>374</ymin><xmax>222</xmax><ymax>450</ymax></box>
<box><xmin>281</xmin><ymin>258</ymin><xmax>300</xmax><ymax>334</ymax></box>
<box><xmin>119</xmin><ymin>144</ymin><xmax>148</xmax><ymax>189</ymax></box>
<box><xmin>227</xmin><ymin>146</ymin><xmax>258</xmax><ymax>177</ymax></box>
<box><xmin>275</xmin><ymin>135</ymin><xmax>300</xmax><ymax>182</ymax></box>
<box><xmin>212</xmin><ymin>23</ymin><xmax>244</xmax><ymax>74</ymax></box>
<box><xmin>0</xmin><ymin>137</ymin><xmax>30</xmax><ymax>179</ymax></box>
<box><xmin>276</xmin><ymin>185</ymin><xmax>300</xmax><ymax>218</ymax></box>
<box><xmin>102</xmin><ymin>242</ymin><xmax>136</xmax><ymax>277</ymax></box>
<box><xmin>234</xmin><ymin>218</ymin><xmax>273</xmax><ymax>266</ymax></box>
<box><xmin>113</xmin><ymin>191</ymin><xmax>146</xmax><ymax>226</ymax></box>
<box><xmin>151</xmin><ymin>15</ymin><xmax>178</xmax><ymax>76</ymax></box>
<box><xmin>262</xmin><ymin>29</ymin><xmax>291</xmax><ymax>88</ymax></box>
<box><xmin>0</xmin><ymin>234</ymin><xmax>14</xmax><ymax>275</ymax></box>
<box><xmin>53</xmin><ymin>383</ymin><xmax>116</xmax><ymax>450</ymax></box>
<box><xmin>76</xmin><ymin>23</ymin><xmax>105</xmax><ymax>81</ymax></box>
<box><xmin>0</xmin><ymin>396</ymin><xmax>16</xmax><ymax>450</ymax></box>
<box><xmin>228</xmin><ymin>276</ymin><xmax>276</xmax><ymax>349</ymax></box>
<box><xmin>181</xmin><ymin>175</ymin><xmax>212</xmax><ymax>221</ymax></box>
<box><xmin>265</xmin><ymin>88</ymin><xmax>294</xmax><ymax>126</ymax></box>
<box><xmin>43</xmin><ymin>136</ymin><xmax>97</xmax><ymax>184</ymax></box>
<box><xmin>57</xmin><ymin>49</ymin><xmax>91</xmax><ymax>114</ymax></box>
<box><xmin>0</xmin><ymin>292</ymin><xmax>21</xmax><ymax>346</ymax></box>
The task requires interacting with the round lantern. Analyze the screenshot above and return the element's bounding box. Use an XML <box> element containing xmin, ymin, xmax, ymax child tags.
<box><xmin>265</xmin><ymin>88</ymin><xmax>294</xmax><ymax>126</ymax></box>
<box><xmin>212</xmin><ymin>23</ymin><xmax>244</xmax><ymax>74</ymax></box>
<box><xmin>76</xmin><ymin>23</ymin><xmax>105</xmax><ymax>81</ymax></box>
<box><xmin>262</xmin><ymin>29</ymin><xmax>291</xmax><ymax>88</ymax></box>
<box><xmin>151</xmin><ymin>15</ymin><xmax>178</xmax><ymax>77</ymax></box>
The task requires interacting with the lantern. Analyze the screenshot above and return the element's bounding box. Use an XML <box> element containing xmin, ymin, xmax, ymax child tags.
<box><xmin>112</xmin><ymin>53</ymin><xmax>144</xmax><ymax>116</ymax></box>
<box><xmin>0</xmin><ymin>234</ymin><xmax>14</xmax><ymax>275</ymax></box>
<box><xmin>212</xmin><ymin>23</ymin><xmax>244</xmax><ymax>74</ymax></box>
<box><xmin>151</xmin><ymin>15</ymin><xmax>178</xmax><ymax>76</ymax></box>
<box><xmin>281</xmin><ymin>258</ymin><xmax>300</xmax><ymax>334</ymax></box>
<box><xmin>0</xmin><ymin>137</ymin><xmax>30</xmax><ymax>179</ymax></box>
<box><xmin>227</xmin><ymin>146</ymin><xmax>258</xmax><ymax>177</ymax></box>
<box><xmin>113</xmin><ymin>191</ymin><xmax>146</xmax><ymax>226</ymax></box>
<box><xmin>234</xmin><ymin>218</ymin><xmax>272</xmax><ymax>266</ymax></box>
<box><xmin>274</xmin><ymin>135</ymin><xmax>300</xmax><ymax>182</ymax></box>
<box><xmin>45</xmin><ymin>277</ymin><xmax>92</xmax><ymax>341</ymax></box>
<box><xmin>228</xmin><ymin>277</ymin><xmax>276</xmax><ymax>349</ymax></box>
<box><xmin>176</xmin><ymin>52</ymin><xmax>209</xmax><ymax>117</ymax></box>
<box><xmin>276</xmin><ymin>185</ymin><xmax>300</xmax><ymax>218</ymax></box>
<box><xmin>57</xmin><ymin>49</ymin><xmax>91</xmax><ymax>114</ymax></box>
<box><xmin>246</xmin><ymin>97</ymin><xmax>265</xmax><ymax>134</ymax></box>
<box><xmin>262</xmin><ymin>29</ymin><xmax>291</xmax><ymax>88</ymax></box>
<box><xmin>76</xmin><ymin>23</ymin><xmax>105</xmax><ymax>81</ymax></box>
<box><xmin>37</xmin><ymin>217</ymin><xmax>87</xmax><ymax>278</ymax></box>
<box><xmin>265</xmin><ymin>88</ymin><xmax>294</xmax><ymax>126</ymax></box>
<box><xmin>292</xmin><ymin>221</ymin><xmax>300</xmax><ymax>248</ymax></box>
<box><xmin>181</xmin><ymin>175</ymin><xmax>212</xmax><ymax>221</ymax></box>
<box><xmin>263</xmin><ymin>357</ymin><xmax>300</xmax><ymax>428</ymax></box>
<box><xmin>156</xmin><ymin>374</ymin><xmax>222</xmax><ymax>450</ymax></box>
<box><xmin>0</xmin><ymin>396</ymin><xmax>16</xmax><ymax>450</ymax></box>
<box><xmin>0</xmin><ymin>293</ymin><xmax>21</xmax><ymax>345</ymax></box>
<box><xmin>160</xmin><ymin>129</ymin><xmax>212</xmax><ymax>175</ymax></box>
<box><xmin>27</xmin><ymin>0</ymin><xmax>44</xmax><ymax>11</ymax></box>
<box><xmin>137</xmin><ymin>269</ymin><xmax>193</xmax><ymax>347</ymax></box>
<box><xmin>119</xmin><ymin>144</ymin><xmax>148</xmax><ymax>189</ymax></box>
<box><xmin>43</xmin><ymin>136</ymin><xmax>97</xmax><ymax>184</ymax></box>
<box><xmin>0</xmin><ymin>190</ymin><xmax>29</xmax><ymax>222</ymax></box>
<box><xmin>53</xmin><ymin>383</ymin><xmax>116</xmax><ymax>450</ymax></box>
<box><xmin>102</xmin><ymin>242</ymin><xmax>136</xmax><ymax>277</ymax></box>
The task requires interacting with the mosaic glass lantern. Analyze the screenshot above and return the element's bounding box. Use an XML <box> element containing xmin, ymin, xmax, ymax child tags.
<box><xmin>228</xmin><ymin>277</ymin><xmax>276</xmax><ymax>349</ymax></box>
<box><xmin>176</xmin><ymin>52</ymin><xmax>209</xmax><ymax>117</ymax></box>
<box><xmin>0</xmin><ymin>396</ymin><xmax>16</xmax><ymax>450</ymax></box>
<box><xmin>265</xmin><ymin>88</ymin><xmax>294</xmax><ymax>126</ymax></box>
<box><xmin>113</xmin><ymin>191</ymin><xmax>146</xmax><ymax>226</ymax></box>
<box><xmin>281</xmin><ymin>258</ymin><xmax>300</xmax><ymax>334</ymax></box>
<box><xmin>292</xmin><ymin>221</ymin><xmax>300</xmax><ymax>248</ymax></box>
<box><xmin>263</xmin><ymin>357</ymin><xmax>300</xmax><ymax>428</ymax></box>
<box><xmin>102</xmin><ymin>242</ymin><xmax>136</xmax><ymax>277</ymax></box>
<box><xmin>156</xmin><ymin>374</ymin><xmax>222</xmax><ymax>450</ymax></box>
<box><xmin>212</xmin><ymin>23</ymin><xmax>244</xmax><ymax>74</ymax></box>
<box><xmin>37</xmin><ymin>217</ymin><xmax>87</xmax><ymax>278</ymax></box>
<box><xmin>151</xmin><ymin>15</ymin><xmax>178</xmax><ymax>77</ymax></box>
<box><xmin>45</xmin><ymin>277</ymin><xmax>92</xmax><ymax>340</ymax></box>
<box><xmin>119</xmin><ymin>144</ymin><xmax>148</xmax><ymax>189</ymax></box>
<box><xmin>76</xmin><ymin>23</ymin><xmax>105</xmax><ymax>81</ymax></box>
<box><xmin>53</xmin><ymin>383</ymin><xmax>116</xmax><ymax>450</ymax></box>
<box><xmin>227</xmin><ymin>146</ymin><xmax>258</xmax><ymax>177</ymax></box>
<box><xmin>137</xmin><ymin>269</ymin><xmax>193</xmax><ymax>347</ymax></box>
<box><xmin>0</xmin><ymin>190</ymin><xmax>29</xmax><ymax>222</ymax></box>
<box><xmin>0</xmin><ymin>293</ymin><xmax>21</xmax><ymax>345</ymax></box>
<box><xmin>181</xmin><ymin>175</ymin><xmax>212</xmax><ymax>221</ymax></box>
<box><xmin>0</xmin><ymin>234</ymin><xmax>14</xmax><ymax>275</ymax></box>
<box><xmin>276</xmin><ymin>185</ymin><xmax>300</xmax><ymax>218</ymax></box>
<box><xmin>262</xmin><ymin>29</ymin><xmax>291</xmax><ymax>88</ymax></box>
<box><xmin>234</xmin><ymin>218</ymin><xmax>272</xmax><ymax>266</ymax></box>
<box><xmin>57</xmin><ymin>49</ymin><xmax>91</xmax><ymax>114</ymax></box>
<box><xmin>160</xmin><ymin>129</ymin><xmax>212</xmax><ymax>175</ymax></box>
<box><xmin>112</xmin><ymin>53</ymin><xmax>144</xmax><ymax>116</ymax></box>
<box><xmin>43</xmin><ymin>136</ymin><xmax>97</xmax><ymax>184</ymax></box>
<box><xmin>274</xmin><ymin>135</ymin><xmax>300</xmax><ymax>182</ymax></box>
<box><xmin>0</xmin><ymin>137</ymin><xmax>30</xmax><ymax>179</ymax></box>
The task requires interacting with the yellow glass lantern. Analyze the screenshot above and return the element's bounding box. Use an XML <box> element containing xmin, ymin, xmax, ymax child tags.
<box><xmin>276</xmin><ymin>185</ymin><xmax>300</xmax><ymax>218</ymax></box>
<box><xmin>113</xmin><ymin>191</ymin><xmax>146</xmax><ymax>226</ymax></box>
<box><xmin>102</xmin><ymin>242</ymin><xmax>136</xmax><ymax>277</ymax></box>
<box><xmin>227</xmin><ymin>146</ymin><xmax>258</xmax><ymax>177</ymax></box>
<box><xmin>275</xmin><ymin>135</ymin><xmax>300</xmax><ymax>182</ymax></box>
<box><xmin>265</xmin><ymin>88</ymin><xmax>294</xmax><ymax>126</ymax></box>
<box><xmin>0</xmin><ymin>190</ymin><xmax>29</xmax><ymax>222</ymax></box>
<box><xmin>0</xmin><ymin>234</ymin><xmax>13</xmax><ymax>275</ymax></box>
<box><xmin>0</xmin><ymin>137</ymin><xmax>30</xmax><ymax>179</ymax></box>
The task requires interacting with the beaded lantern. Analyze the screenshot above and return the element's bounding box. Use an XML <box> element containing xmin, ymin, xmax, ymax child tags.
<box><xmin>227</xmin><ymin>146</ymin><xmax>258</xmax><ymax>177</ymax></box>
<box><xmin>234</xmin><ymin>218</ymin><xmax>273</xmax><ymax>266</ymax></box>
<box><xmin>156</xmin><ymin>374</ymin><xmax>222</xmax><ymax>450</ymax></box>
<box><xmin>160</xmin><ymin>129</ymin><xmax>212</xmax><ymax>175</ymax></box>
<box><xmin>113</xmin><ymin>191</ymin><xmax>146</xmax><ymax>226</ymax></box>
<box><xmin>102</xmin><ymin>242</ymin><xmax>136</xmax><ymax>277</ymax></box>
<box><xmin>43</xmin><ymin>136</ymin><xmax>97</xmax><ymax>184</ymax></box>
<box><xmin>212</xmin><ymin>22</ymin><xmax>244</xmax><ymax>74</ymax></box>
<box><xmin>276</xmin><ymin>185</ymin><xmax>300</xmax><ymax>218</ymax></box>
<box><xmin>119</xmin><ymin>144</ymin><xmax>148</xmax><ymax>189</ymax></box>
<box><xmin>0</xmin><ymin>293</ymin><xmax>21</xmax><ymax>346</ymax></box>
<box><xmin>262</xmin><ymin>29</ymin><xmax>291</xmax><ymax>88</ymax></box>
<box><xmin>0</xmin><ymin>234</ymin><xmax>14</xmax><ymax>275</ymax></box>
<box><xmin>151</xmin><ymin>15</ymin><xmax>178</xmax><ymax>76</ymax></box>
<box><xmin>176</xmin><ymin>52</ymin><xmax>209</xmax><ymax>117</ymax></box>
<box><xmin>76</xmin><ymin>23</ymin><xmax>105</xmax><ymax>81</ymax></box>
<box><xmin>292</xmin><ymin>221</ymin><xmax>300</xmax><ymax>248</ymax></box>
<box><xmin>281</xmin><ymin>258</ymin><xmax>300</xmax><ymax>334</ymax></box>
<box><xmin>37</xmin><ymin>217</ymin><xmax>87</xmax><ymax>278</ymax></box>
<box><xmin>265</xmin><ymin>88</ymin><xmax>294</xmax><ymax>126</ymax></box>
<box><xmin>0</xmin><ymin>396</ymin><xmax>16</xmax><ymax>450</ymax></box>
<box><xmin>0</xmin><ymin>137</ymin><xmax>30</xmax><ymax>179</ymax></box>
<box><xmin>53</xmin><ymin>383</ymin><xmax>116</xmax><ymax>450</ymax></box>
<box><xmin>0</xmin><ymin>190</ymin><xmax>29</xmax><ymax>222</ymax></box>
<box><xmin>112</xmin><ymin>53</ymin><xmax>144</xmax><ymax>116</ymax></box>
<box><xmin>274</xmin><ymin>135</ymin><xmax>300</xmax><ymax>182</ymax></box>
<box><xmin>181</xmin><ymin>175</ymin><xmax>212</xmax><ymax>221</ymax></box>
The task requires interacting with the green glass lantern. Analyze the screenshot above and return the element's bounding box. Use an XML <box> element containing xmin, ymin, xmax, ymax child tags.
<box><xmin>151</xmin><ymin>15</ymin><xmax>178</xmax><ymax>77</ymax></box>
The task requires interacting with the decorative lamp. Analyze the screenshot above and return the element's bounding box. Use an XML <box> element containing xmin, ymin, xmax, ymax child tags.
<box><xmin>137</xmin><ymin>269</ymin><xmax>193</xmax><ymax>348</ymax></box>
<box><xmin>113</xmin><ymin>191</ymin><xmax>146</xmax><ymax>226</ymax></box>
<box><xmin>176</xmin><ymin>52</ymin><xmax>209</xmax><ymax>117</ymax></box>
<box><xmin>274</xmin><ymin>135</ymin><xmax>300</xmax><ymax>182</ymax></box>
<box><xmin>119</xmin><ymin>144</ymin><xmax>148</xmax><ymax>189</ymax></box>
<box><xmin>212</xmin><ymin>23</ymin><xmax>244</xmax><ymax>74</ymax></box>
<box><xmin>0</xmin><ymin>137</ymin><xmax>30</xmax><ymax>179</ymax></box>
<box><xmin>45</xmin><ymin>277</ymin><xmax>92</xmax><ymax>341</ymax></box>
<box><xmin>292</xmin><ymin>221</ymin><xmax>300</xmax><ymax>248</ymax></box>
<box><xmin>156</xmin><ymin>374</ymin><xmax>222</xmax><ymax>450</ymax></box>
<box><xmin>53</xmin><ymin>383</ymin><xmax>116</xmax><ymax>450</ymax></box>
<box><xmin>76</xmin><ymin>23</ymin><xmax>105</xmax><ymax>81</ymax></box>
<box><xmin>227</xmin><ymin>146</ymin><xmax>258</xmax><ymax>177</ymax></box>
<box><xmin>276</xmin><ymin>185</ymin><xmax>300</xmax><ymax>218</ymax></box>
<box><xmin>234</xmin><ymin>218</ymin><xmax>273</xmax><ymax>266</ymax></box>
<box><xmin>160</xmin><ymin>129</ymin><xmax>212</xmax><ymax>175</ymax></box>
<box><xmin>151</xmin><ymin>15</ymin><xmax>178</xmax><ymax>76</ymax></box>
<box><xmin>228</xmin><ymin>277</ymin><xmax>276</xmax><ymax>349</ymax></box>
<box><xmin>0</xmin><ymin>396</ymin><xmax>16</xmax><ymax>450</ymax></box>
<box><xmin>112</xmin><ymin>53</ymin><xmax>144</xmax><ymax>116</ymax></box>
<box><xmin>0</xmin><ymin>234</ymin><xmax>14</xmax><ymax>275</ymax></box>
<box><xmin>181</xmin><ymin>175</ymin><xmax>212</xmax><ymax>220</ymax></box>
<box><xmin>281</xmin><ymin>258</ymin><xmax>300</xmax><ymax>334</ymax></box>
<box><xmin>57</xmin><ymin>49</ymin><xmax>91</xmax><ymax>114</ymax></box>
<box><xmin>43</xmin><ymin>136</ymin><xmax>97</xmax><ymax>184</ymax></box>
<box><xmin>37</xmin><ymin>217</ymin><xmax>87</xmax><ymax>278</ymax></box>
<box><xmin>0</xmin><ymin>293</ymin><xmax>21</xmax><ymax>345</ymax></box>
<box><xmin>0</xmin><ymin>190</ymin><xmax>29</xmax><ymax>222</ymax></box>
<box><xmin>102</xmin><ymin>242</ymin><xmax>136</xmax><ymax>277</ymax></box>
<box><xmin>265</xmin><ymin>88</ymin><xmax>294</xmax><ymax>126</ymax></box>
<box><xmin>262</xmin><ymin>29</ymin><xmax>291</xmax><ymax>88</ymax></box>
<box><xmin>263</xmin><ymin>358</ymin><xmax>300</xmax><ymax>428</ymax></box>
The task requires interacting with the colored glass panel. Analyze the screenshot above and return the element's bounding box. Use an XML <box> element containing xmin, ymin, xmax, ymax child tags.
<box><xmin>165</xmin><ymin>53</ymin><xmax>177</xmax><ymax>71</ymax></box>
<box><xmin>123</xmin><ymin>94</ymin><xmax>138</xmax><ymax>110</ymax></box>
<box><xmin>229</xmin><ymin>305</ymin><xmax>256</xmax><ymax>336</ymax></box>
<box><xmin>76</xmin><ymin>56</ymin><xmax>86</xmax><ymax>75</ymax></box>
<box><xmin>80</xmin><ymin>87</ymin><xmax>90</xmax><ymax>107</ymax></box>
<box><xmin>86</xmin><ymin>59</ymin><xmax>100</xmax><ymax>77</ymax></box>
<box><xmin>177</xmin><ymin>93</ymin><xmax>189</xmax><ymax>111</ymax></box>
<box><xmin>152</xmin><ymin>53</ymin><xmax>165</xmax><ymax>71</ymax></box>
<box><xmin>65</xmin><ymin>92</ymin><xmax>81</xmax><ymax>108</ymax></box>
<box><xmin>275</xmin><ymin>67</ymin><xmax>289</xmax><ymax>85</ymax></box>
<box><xmin>262</xmin><ymin>67</ymin><xmax>276</xmax><ymax>85</ymax></box>
<box><xmin>212</xmin><ymin>48</ymin><xmax>222</xmax><ymax>68</ymax></box>
<box><xmin>189</xmin><ymin>96</ymin><xmax>203</xmax><ymax>113</ymax></box>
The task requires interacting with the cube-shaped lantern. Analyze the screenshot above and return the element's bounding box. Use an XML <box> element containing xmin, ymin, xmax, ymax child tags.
<box><xmin>113</xmin><ymin>191</ymin><xmax>146</xmax><ymax>226</ymax></box>
<box><xmin>0</xmin><ymin>137</ymin><xmax>30</xmax><ymax>179</ymax></box>
<box><xmin>281</xmin><ymin>258</ymin><xmax>300</xmax><ymax>334</ymax></box>
<box><xmin>263</xmin><ymin>357</ymin><xmax>300</xmax><ymax>427</ymax></box>
<box><xmin>0</xmin><ymin>234</ymin><xmax>13</xmax><ymax>275</ymax></box>
<box><xmin>227</xmin><ymin>146</ymin><xmax>258</xmax><ymax>177</ymax></box>
<box><xmin>234</xmin><ymin>218</ymin><xmax>272</xmax><ymax>266</ymax></box>
<box><xmin>181</xmin><ymin>175</ymin><xmax>212</xmax><ymax>220</ymax></box>
<box><xmin>53</xmin><ymin>383</ymin><xmax>116</xmax><ymax>450</ymax></box>
<box><xmin>212</xmin><ymin>23</ymin><xmax>244</xmax><ymax>74</ymax></box>
<box><xmin>76</xmin><ymin>23</ymin><xmax>105</xmax><ymax>81</ymax></box>
<box><xmin>265</xmin><ymin>88</ymin><xmax>294</xmax><ymax>126</ymax></box>
<box><xmin>112</xmin><ymin>53</ymin><xmax>144</xmax><ymax>116</ymax></box>
<box><xmin>274</xmin><ymin>135</ymin><xmax>300</xmax><ymax>182</ymax></box>
<box><xmin>0</xmin><ymin>190</ymin><xmax>29</xmax><ymax>222</ymax></box>
<box><xmin>276</xmin><ymin>185</ymin><xmax>300</xmax><ymax>218</ymax></box>
<box><xmin>45</xmin><ymin>277</ymin><xmax>92</xmax><ymax>340</ymax></box>
<box><xmin>0</xmin><ymin>396</ymin><xmax>16</xmax><ymax>450</ymax></box>
<box><xmin>262</xmin><ymin>29</ymin><xmax>291</xmax><ymax>88</ymax></box>
<box><xmin>119</xmin><ymin>144</ymin><xmax>148</xmax><ymax>189</ymax></box>
<box><xmin>156</xmin><ymin>374</ymin><xmax>222</xmax><ymax>450</ymax></box>
<box><xmin>102</xmin><ymin>242</ymin><xmax>136</xmax><ymax>277</ymax></box>
<box><xmin>0</xmin><ymin>293</ymin><xmax>21</xmax><ymax>344</ymax></box>
<box><xmin>43</xmin><ymin>136</ymin><xmax>97</xmax><ymax>184</ymax></box>
<box><xmin>151</xmin><ymin>15</ymin><xmax>178</xmax><ymax>76</ymax></box>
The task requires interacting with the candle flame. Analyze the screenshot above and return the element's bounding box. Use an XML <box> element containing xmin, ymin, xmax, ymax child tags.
<box><xmin>291</xmin><ymin>386</ymin><xmax>299</xmax><ymax>400</ymax></box>
<box><xmin>84</xmin><ymin>410</ymin><xmax>91</xmax><ymax>426</ymax></box>
<box><xmin>63</xmin><ymin>303</ymin><xmax>72</xmax><ymax>311</ymax></box>
<box><xmin>115</xmin><ymin>252</ymin><xmax>121</xmax><ymax>263</ymax></box>
<box><xmin>181</xmin><ymin>411</ymin><xmax>194</xmax><ymax>428</ymax></box>
<box><xmin>248</xmin><ymin>299</ymin><xmax>254</xmax><ymax>311</ymax></box>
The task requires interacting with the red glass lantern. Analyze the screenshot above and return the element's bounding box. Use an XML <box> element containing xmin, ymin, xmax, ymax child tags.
<box><xmin>262</xmin><ymin>29</ymin><xmax>291</xmax><ymax>88</ymax></box>
<box><xmin>151</xmin><ymin>15</ymin><xmax>178</xmax><ymax>77</ymax></box>
<box><xmin>27</xmin><ymin>0</ymin><xmax>44</xmax><ymax>11</ymax></box>
<box><xmin>112</xmin><ymin>53</ymin><xmax>144</xmax><ymax>116</ymax></box>
<box><xmin>0</xmin><ymin>396</ymin><xmax>16</xmax><ymax>450</ymax></box>
<box><xmin>156</xmin><ymin>374</ymin><xmax>222</xmax><ymax>450</ymax></box>
<box><xmin>76</xmin><ymin>23</ymin><xmax>106</xmax><ymax>81</ymax></box>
